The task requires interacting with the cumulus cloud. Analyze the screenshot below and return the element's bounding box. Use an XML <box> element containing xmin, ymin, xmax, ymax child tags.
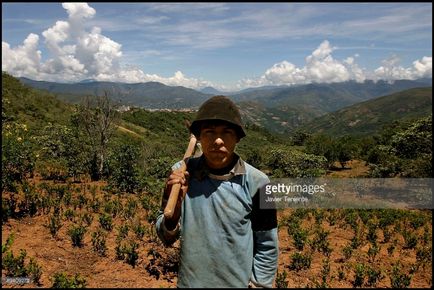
<box><xmin>412</xmin><ymin>56</ymin><xmax>432</xmax><ymax>78</ymax></box>
<box><xmin>2</xmin><ymin>2</ymin><xmax>210</xmax><ymax>88</ymax></box>
<box><xmin>238</xmin><ymin>40</ymin><xmax>365</xmax><ymax>88</ymax></box>
<box><xmin>97</xmin><ymin>68</ymin><xmax>213</xmax><ymax>89</ymax></box>
<box><xmin>2</xmin><ymin>33</ymin><xmax>42</xmax><ymax>76</ymax></box>
<box><xmin>373</xmin><ymin>54</ymin><xmax>432</xmax><ymax>83</ymax></box>
<box><xmin>238</xmin><ymin>40</ymin><xmax>431</xmax><ymax>88</ymax></box>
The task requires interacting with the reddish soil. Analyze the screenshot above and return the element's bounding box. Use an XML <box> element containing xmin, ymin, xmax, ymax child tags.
<box><xmin>327</xmin><ymin>160</ymin><xmax>370</xmax><ymax>178</ymax></box>
<box><xmin>2</xmin><ymin>161</ymin><xmax>432</xmax><ymax>288</ymax></box>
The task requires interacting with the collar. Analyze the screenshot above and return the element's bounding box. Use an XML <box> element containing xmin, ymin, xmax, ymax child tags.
<box><xmin>190</xmin><ymin>154</ymin><xmax>246</xmax><ymax>181</ymax></box>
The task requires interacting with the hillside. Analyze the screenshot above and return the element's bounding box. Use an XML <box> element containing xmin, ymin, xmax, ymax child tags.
<box><xmin>18</xmin><ymin>77</ymin><xmax>211</xmax><ymax>109</ymax></box>
<box><xmin>2</xmin><ymin>72</ymin><xmax>74</xmax><ymax>130</ymax></box>
<box><xmin>300</xmin><ymin>87</ymin><xmax>432</xmax><ymax>137</ymax></box>
<box><xmin>238</xmin><ymin>100</ymin><xmax>321</xmax><ymax>134</ymax></box>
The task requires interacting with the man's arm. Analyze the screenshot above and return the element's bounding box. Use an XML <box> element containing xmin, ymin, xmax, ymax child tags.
<box><xmin>155</xmin><ymin>161</ymin><xmax>188</xmax><ymax>246</ymax></box>
<box><xmin>250</xmin><ymin>192</ymin><xmax>279</xmax><ymax>288</ymax></box>
<box><xmin>155</xmin><ymin>211</ymin><xmax>180</xmax><ymax>246</ymax></box>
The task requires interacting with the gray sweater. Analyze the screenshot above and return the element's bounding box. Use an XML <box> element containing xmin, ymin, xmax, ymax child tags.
<box><xmin>156</xmin><ymin>156</ymin><xmax>279</xmax><ymax>288</ymax></box>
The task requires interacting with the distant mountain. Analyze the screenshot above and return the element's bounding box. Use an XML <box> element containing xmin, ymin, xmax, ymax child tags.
<box><xmin>198</xmin><ymin>84</ymin><xmax>291</xmax><ymax>96</ymax></box>
<box><xmin>230</xmin><ymin>79</ymin><xmax>433</xmax><ymax>115</ymax></box>
<box><xmin>199</xmin><ymin>86</ymin><xmax>223</xmax><ymax>95</ymax></box>
<box><xmin>18</xmin><ymin>77</ymin><xmax>212</xmax><ymax>109</ymax></box>
<box><xmin>232</xmin><ymin>84</ymin><xmax>290</xmax><ymax>95</ymax></box>
<box><xmin>78</xmin><ymin>78</ymin><xmax>97</xmax><ymax>83</ymax></box>
<box><xmin>300</xmin><ymin>87</ymin><xmax>432</xmax><ymax>137</ymax></box>
<box><xmin>19</xmin><ymin>77</ymin><xmax>431</xmax><ymax>112</ymax></box>
<box><xmin>17</xmin><ymin>76</ymin><xmax>432</xmax><ymax>135</ymax></box>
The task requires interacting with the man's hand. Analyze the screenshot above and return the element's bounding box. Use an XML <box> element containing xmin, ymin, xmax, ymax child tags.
<box><xmin>162</xmin><ymin>169</ymin><xmax>189</xmax><ymax>230</ymax></box>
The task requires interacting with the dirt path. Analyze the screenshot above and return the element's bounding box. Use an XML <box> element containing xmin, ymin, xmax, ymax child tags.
<box><xmin>115</xmin><ymin>125</ymin><xmax>142</xmax><ymax>137</ymax></box>
<box><xmin>326</xmin><ymin>159</ymin><xmax>370</xmax><ymax>178</ymax></box>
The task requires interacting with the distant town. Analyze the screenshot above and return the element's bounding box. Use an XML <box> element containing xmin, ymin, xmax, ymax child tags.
<box><xmin>117</xmin><ymin>105</ymin><xmax>198</xmax><ymax>113</ymax></box>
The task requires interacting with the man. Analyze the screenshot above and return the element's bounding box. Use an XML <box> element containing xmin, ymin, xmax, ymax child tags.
<box><xmin>155</xmin><ymin>95</ymin><xmax>278</xmax><ymax>288</ymax></box>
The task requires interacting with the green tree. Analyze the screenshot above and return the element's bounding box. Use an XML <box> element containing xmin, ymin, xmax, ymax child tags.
<box><xmin>366</xmin><ymin>115</ymin><xmax>432</xmax><ymax>177</ymax></box>
<box><xmin>291</xmin><ymin>129</ymin><xmax>311</xmax><ymax>146</ymax></box>
<box><xmin>37</xmin><ymin>123</ymin><xmax>90</xmax><ymax>181</ymax></box>
<box><xmin>304</xmin><ymin>134</ymin><xmax>337</xmax><ymax>168</ymax></box>
<box><xmin>335</xmin><ymin>135</ymin><xmax>358</xmax><ymax>168</ymax></box>
<box><xmin>265</xmin><ymin>146</ymin><xmax>327</xmax><ymax>178</ymax></box>
<box><xmin>391</xmin><ymin>115</ymin><xmax>432</xmax><ymax>159</ymax></box>
<box><xmin>107</xmin><ymin>143</ymin><xmax>141</xmax><ymax>194</ymax></box>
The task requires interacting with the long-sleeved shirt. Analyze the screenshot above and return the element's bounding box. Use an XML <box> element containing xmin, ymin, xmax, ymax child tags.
<box><xmin>156</xmin><ymin>155</ymin><xmax>279</xmax><ymax>288</ymax></box>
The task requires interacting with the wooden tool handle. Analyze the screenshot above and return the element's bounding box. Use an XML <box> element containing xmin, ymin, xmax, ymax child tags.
<box><xmin>163</xmin><ymin>134</ymin><xmax>197</xmax><ymax>220</ymax></box>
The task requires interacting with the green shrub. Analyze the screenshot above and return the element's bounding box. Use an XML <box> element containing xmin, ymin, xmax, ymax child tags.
<box><xmin>291</xmin><ymin>227</ymin><xmax>309</xmax><ymax>251</ymax></box>
<box><xmin>115</xmin><ymin>239</ymin><xmax>139</xmax><ymax>267</ymax></box>
<box><xmin>311</xmin><ymin>227</ymin><xmax>332</xmax><ymax>256</ymax></box>
<box><xmin>366</xmin><ymin>265</ymin><xmax>383</xmax><ymax>287</ymax></box>
<box><xmin>122</xmin><ymin>197</ymin><xmax>138</xmax><ymax>220</ymax></box>
<box><xmin>27</xmin><ymin>257</ymin><xmax>43</xmax><ymax>285</ymax></box>
<box><xmin>275</xmin><ymin>270</ymin><xmax>288</xmax><ymax>288</ymax></box>
<box><xmin>3</xmin><ymin>249</ymin><xmax>28</xmax><ymax>277</ymax></box>
<box><xmin>2</xmin><ymin>122</ymin><xmax>36</xmax><ymax>192</ymax></box>
<box><xmin>342</xmin><ymin>243</ymin><xmax>353</xmax><ymax>260</ymax></box>
<box><xmin>352</xmin><ymin>263</ymin><xmax>365</xmax><ymax>287</ymax></box>
<box><xmin>1</xmin><ymin>235</ymin><xmax>43</xmax><ymax>286</ymax></box>
<box><xmin>46</xmin><ymin>213</ymin><xmax>63</xmax><ymax>238</ymax></box>
<box><xmin>402</xmin><ymin>230</ymin><xmax>418</xmax><ymax>249</ymax></box>
<box><xmin>107</xmin><ymin>143</ymin><xmax>141</xmax><ymax>194</ymax></box>
<box><xmin>99</xmin><ymin>213</ymin><xmax>113</xmax><ymax>231</ymax></box>
<box><xmin>91</xmin><ymin>229</ymin><xmax>107</xmax><ymax>257</ymax></box>
<box><xmin>288</xmin><ymin>252</ymin><xmax>312</xmax><ymax>271</ymax></box>
<box><xmin>51</xmin><ymin>272</ymin><xmax>87</xmax><ymax>288</ymax></box>
<box><xmin>132</xmin><ymin>221</ymin><xmax>146</xmax><ymax>239</ymax></box>
<box><xmin>116</xmin><ymin>224</ymin><xmax>129</xmax><ymax>241</ymax></box>
<box><xmin>389</xmin><ymin>263</ymin><xmax>412</xmax><ymax>288</ymax></box>
<box><xmin>68</xmin><ymin>224</ymin><xmax>87</xmax><ymax>247</ymax></box>
<box><xmin>80</xmin><ymin>212</ymin><xmax>93</xmax><ymax>227</ymax></box>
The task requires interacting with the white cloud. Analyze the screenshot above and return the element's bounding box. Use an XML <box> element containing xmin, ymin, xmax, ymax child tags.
<box><xmin>62</xmin><ymin>2</ymin><xmax>95</xmax><ymax>19</ymax></box>
<box><xmin>2</xmin><ymin>2</ymin><xmax>212</xmax><ymax>87</ymax></box>
<box><xmin>304</xmin><ymin>40</ymin><xmax>351</xmax><ymax>83</ymax></box>
<box><xmin>264</xmin><ymin>61</ymin><xmax>307</xmax><ymax>85</ymax></box>
<box><xmin>238</xmin><ymin>40</ymin><xmax>430</xmax><ymax>89</ymax></box>
<box><xmin>411</xmin><ymin>56</ymin><xmax>432</xmax><ymax>78</ymax></box>
<box><xmin>2</xmin><ymin>33</ymin><xmax>42</xmax><ymax>77</ymax></box>
<box><xmin>98</xmin><ymin>68</ymin><xmax>213</xmax><ymax>89</ymax></box>
<box><xmin>238</xmin><ymin>40</ymin><xmax>368</xmax><ymax>88</ymax></box>
<box><xmin>373</xmin><ymin>55</ymin><xmax>432</xmax><ymax>82</ymax></box>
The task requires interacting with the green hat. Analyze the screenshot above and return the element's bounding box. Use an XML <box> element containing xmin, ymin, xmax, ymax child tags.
<box><xmin>190</xmin><ymin>95</ymin><xmax>246</xmax><ymax>139</ymax></box>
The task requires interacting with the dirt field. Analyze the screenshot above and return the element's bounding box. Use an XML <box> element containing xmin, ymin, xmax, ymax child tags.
<box><xmin>2</xmin><ymin>160</ymin><xmax>432</xmax><ymax>288</ymax></box>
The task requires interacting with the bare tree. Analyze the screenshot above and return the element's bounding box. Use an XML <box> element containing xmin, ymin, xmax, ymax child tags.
<box><xmin>76</xmin><ymin>91</ymin><xmax>119</xmax><ymax>180</ymax></box>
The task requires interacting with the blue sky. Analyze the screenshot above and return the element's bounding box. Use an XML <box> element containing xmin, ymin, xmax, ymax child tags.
<box><xmin>2</xmin><ymin>2</ymin><xmax>432</xmax><ymax>91</ymax></box>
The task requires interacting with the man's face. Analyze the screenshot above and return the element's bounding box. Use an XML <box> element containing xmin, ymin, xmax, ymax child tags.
<box><xmin>199</xmin><ymin>122</ymin><xmax>239</xmax><ymax>170</ymax></box>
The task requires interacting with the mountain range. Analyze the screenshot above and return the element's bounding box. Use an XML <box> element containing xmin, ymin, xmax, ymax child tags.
<box><xmin>18</xmin><ymin>77</ymin><xmax>211</xmax><ymax>109</ymax></box>
<box><xmin>17</xmin><ymin>76</ymin><xmax>432</xmax><ymax>135</ymax></box>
